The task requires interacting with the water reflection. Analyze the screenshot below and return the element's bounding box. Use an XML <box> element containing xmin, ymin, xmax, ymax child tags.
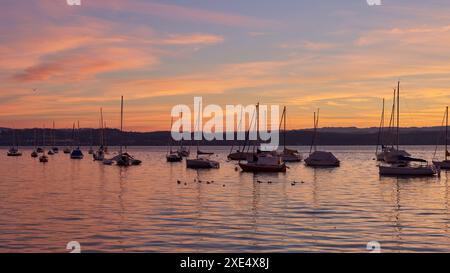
<box><xmin>0</xmin><ymin>146</ymin><xmax>450</xmax><ymax>252</ymax></box>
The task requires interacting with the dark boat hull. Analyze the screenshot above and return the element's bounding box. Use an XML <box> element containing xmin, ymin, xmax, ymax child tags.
<box><xmin>228</xmin><ymin>152</ymin><xmax>254</xmax><ymax>160</ymax></box>
<box><xmin>239</xmin><ymin>162</ymin><xmax>286</xmax><ymax>173</ymax></box>
<box><xmin>433</xmin><ymin>160</ymin><xmax>450</xmax><ymax>170</ymax></box>
<box><xmin>167</xmin><ymin>155</ymin><xmax>182</xmax><ymax>162</ymax></box>
<box><xmin>186</xmin><ymin>159</ymin><xmax>220</xmax><ymax>169</ymax></box>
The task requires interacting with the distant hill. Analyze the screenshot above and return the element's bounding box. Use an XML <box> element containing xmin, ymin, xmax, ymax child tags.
<box><xmin>0</xmin><ymin>127</ymin><xmax>447</xmax><ymax>146</ymax></box>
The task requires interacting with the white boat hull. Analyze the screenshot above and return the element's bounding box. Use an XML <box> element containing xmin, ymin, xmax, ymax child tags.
<box><xmin>305</xmin><ymin>151</ymin><xmax>340</xmax><ymax>167</ymax></box>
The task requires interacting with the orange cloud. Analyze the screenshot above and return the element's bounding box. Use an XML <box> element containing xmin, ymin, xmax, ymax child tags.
<box><xmin>13</xmin><ymin>47</ymin><xmax>159</xmax><ymax>82</ymax></box>
<box><xmin>355</xmin><ymin>24</ymin><xmax>450</xmax><ymax>46</ymax></box>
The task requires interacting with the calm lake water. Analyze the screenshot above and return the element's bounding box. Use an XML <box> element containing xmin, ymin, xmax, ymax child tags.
<box><xmin>0</xmin><ymin>146</ymin><xmax>449</xmax><ymax>253</ymax></box>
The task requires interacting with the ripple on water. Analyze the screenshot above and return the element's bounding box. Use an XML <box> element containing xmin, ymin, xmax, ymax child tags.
<box><xmin>1</xmin><ymin>146</ymin><xmax>450</xmax><ymax>252</ymax></box>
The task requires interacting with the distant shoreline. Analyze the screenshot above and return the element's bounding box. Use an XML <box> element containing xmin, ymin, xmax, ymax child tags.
<box><xmin>0</xmin><ymin>127</ymin><xmax>447</xmax><ymax>146</ymax></box>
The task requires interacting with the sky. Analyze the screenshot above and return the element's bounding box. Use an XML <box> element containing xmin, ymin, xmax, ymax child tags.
<box><xmin>1</xmin><ymin>0</ymin><xmax>450</xmax><ymax>131</ymax></box>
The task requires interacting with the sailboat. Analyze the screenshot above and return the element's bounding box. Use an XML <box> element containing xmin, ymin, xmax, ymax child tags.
<box><xmin>186</xmin><ymin>102</ymin><xmax>219</xmax><ymax>169</ymax></box>
<box><xmin>47</xmin><ymin>123</ymin><xmax>55</xmax><ymax>156</ymax></box>
<box><xmin>88</xmin><ymin>129</ymin><xmax>94</xmax><ymax>154</ymax></box>
<box><xmin>228</xmin><ymin>107</ymin><xmax>256</xmax><ymax>160</ymax></box>
<box><xmin>375</xmin><ymin>98</ymin><xmax>386</xmax><ymax>161</ymax></box>
<box><xmin>31</xmin><ymin>129</ymin><xmax>38</xmax><ymax>158</ymax></box>
<box><xmin>39</xmin><ymin>125</ymin><xmax>49</xmax><ymax>163</ymax></box>
<box><xmin>304</xmin><ymin>109</ymin><xmax>340</xmax><ymax>167</ymax></box>
<box><xmin>7</xmin><ymin>129</ymin><xmax>22</xmax><ymax>157</ymax></box>
<box><xmin>103</xmin><ymin>121</ymin><xmax>109</xmax><ymax>154</ymax></box>
<box><xmin>186</xmin><ymin>154</ymin><xmax>220</xmax><ymax>169</ymax></box>
<box><xmin>379</xmin><ymin>81</ymin><xmax>438</xmax><ymax>176</ymax></box>
<box><xmin>104</xmin><ymin>96</ymin><xmax>142</xmax><ymax>166</ymax></box>
<box><xmin>70</xmin><ymin>121</ymin><xmax>84</xmax><ymax>159</ymax></box>
<box><xmin>176</xmin><ymin>112</ymin><xmax>190</xmax><ymax>158</ymax></box>
<box><xmin>433</xmin><ymin>106</ymin><xmax>450</xmax><ymax>169</ymax></box>
<box><xmin>63</xmin><ymin>124</ymin><xmax>74</xmax><ymax>154</ymax></box>
<box><xmin>50</xmin><ymin>121</ymin><xmax>59</xmax><ymax>153</ymax></box>
<box><xmin>239</xmin><ymin>103</ymin><xmax>286</xmax><ymax>173</ymax></box>
<box><xmin>278</xmin><ymin>106</ymin><xmax>302</xmax><ymax>162</ymax></box>
<box><xmin>376</xmin><ymin>89</ymin><xmax>410</xmax><ymax>162</ymax></box>
<box><xmin>166</xmin><ymin>117</ymin><xmax>182</xmax><ymax>162</ymax></box>
<box><xmin>93</xmin><ymin>108</ymin><xmax>107</xmax><ymax>161</ymax></box>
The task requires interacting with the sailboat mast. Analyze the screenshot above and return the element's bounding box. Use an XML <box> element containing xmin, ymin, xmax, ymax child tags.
<box><xmin>42</xmin><ymin>125</ymin><xmax>46</xmax><ymax>150</ymax></box>
<box><xmin>255</xmin><ymin>102</ymin><xmax>260</xmax><ymax>153</ymax></box>
<box><xmin>196</xmin><ymin>101</ymin><xmax>201</xmax><ymax>158</ymax></box>
<box><xmin>72</xmin><ymin>123</ymin><xmax>75</xmax><ymax>147</ymax></box>
<box><xmin>52</xmin><ymin>121</ymin><xmax>55</xmax><ymax>146</ymax></box>
<box><xmin>284</xmin><ymin>106</ymin><xmax>287</xmax><ymax>150</ymax></box>
<box><xmin>446</xmin><ymin>106</ymin><xmax>449</xmax><ymax>161</ymax></box>
<box><xmin>168</xmin><ymin>117</ymin><xmax>174</xmax><ymax>154</ymax></box>
<box><xmin>388</xmin><ymin>89</ymin><xmax>396</xmax><ymax>148</ymax></box>
<box><xmin>316</xmin><ymin>109</ymin><xmax>320</xmax><ymax>152</ymax></box>
<box><xmin>310</xmin><ymin>111</ymin><xmax>316</xmax><ymax>154</ymax></box>
<box><xmin>376</xmin><ymin>98</ymin><xmax>385</xmax><ymax>155</ymax></box>
<box><xmin>120</xmin><ymin>96</ymin><xmax>124</xmax><ymax>154</ymax></box>
<box><xmin>179</xmin><ymin>112</ymin><xmax>184</xmax><ymax>151</ymax></box>
<box><xmin>77</xmin><ymin>120</ymin><xmax>81</xmax><ymax>148</ymax></box>
<box><xmin>397</xmin><ymin>81</ymin><xmax>400</xmax><ymax>151</ymax></box>
<box><xmin>100</xmin><ymin>108</ymin><xmax>104</xmax><ymax>146</ymax></box>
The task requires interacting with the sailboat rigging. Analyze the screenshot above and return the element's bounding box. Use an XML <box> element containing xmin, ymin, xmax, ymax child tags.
<box><xmin>228</xmin><ymin>106</ymin><xmax>256</xmax><ymax>160</ymax></box>
<box><xmin>31</xmin><ymin>129</ymin><xmax>38</xmax><ymax>158</ymax></box>
<box><xmin>177</xmin><ymin>112</ymin><xmax>190</xmax><ymax>158</ymax></box>
<box><xmin>239</xmin><ymin>103</ymin><xmax>286</xmax><ymax>173</ymax></box>
<box><xmin>278</xmin><ymin>106</ymin><xmax>302</xmax><ymax>162</ymax></box>
<box><xmin>186</xmin><ymin>101</ymin><xmax>220</xmax><ymax>169</ymax></box>
<box><xmin>39</xmin><ymin>125</ymin><xmax>49</xmax><ymax>163</ymax></box>
<box><xmin>7</xmin><ymin>128</ymin><xmax>22</xmax><ymax>157</ymax></box>
<box><xmin>433</xmin><ymin>106</ymin><xmax>450</xmax><ymax>169</ymax></box>
<box><xmin>166</xmin><ymin>117</ymin><xmax>182</xmax><ymax>162</ymax></box>
<box><xmin>93</xmin><ymin>108</ymin><xmax>107</xmax><ymax>161</ymax></box>
<box><xmin>304</xmin><ymin>109</ymin><xmax>340</xmax><ymax>167</ymax></box>
<box><xmin>104</xmin><ymin>96</ymin><xmax>142</xmax><ymax>166</ymax></box>
<box><xmin>70</xmin><ymin>121</ymin><xmax>84</xmax><ymax>159</ymax></box>
<box><xmin>379</xmin><ymin>81</ymin><xmax>438</xmax><ymax>176</ymax></box>
<box><xmin>51</xmin><ymin>121</ymin><xmax>59</xmax><ymax>153</ymax></box>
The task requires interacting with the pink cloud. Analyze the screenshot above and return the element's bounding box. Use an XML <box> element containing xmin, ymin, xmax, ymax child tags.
<box><xmin>160</xmin><ymin>33</ymin><xmax>224</xmax><ymax>45</ymax></box>
<box><xmin>13</xmin><ymin>47</ymin><xmax>159</xmax><ymax>82</ymax></box>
